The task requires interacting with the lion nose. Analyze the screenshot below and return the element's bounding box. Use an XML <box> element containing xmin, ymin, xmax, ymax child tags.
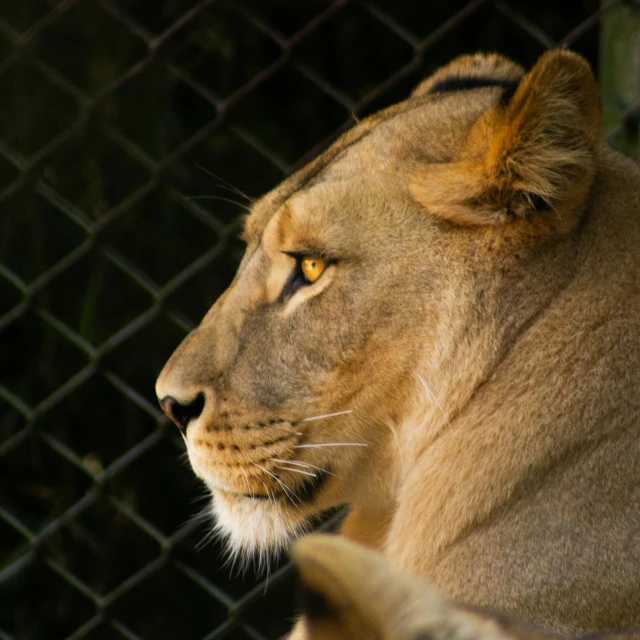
<box><xmin>159</xmin><ymin>394</ymin><xmax>205</xmax><ymax>434</ymax></box>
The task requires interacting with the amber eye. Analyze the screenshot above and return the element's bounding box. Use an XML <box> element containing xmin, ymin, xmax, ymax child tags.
<box><xmin>300</xmin><ymin>256</ymin><xmax>326</xmax><ymax>283</ymax></box>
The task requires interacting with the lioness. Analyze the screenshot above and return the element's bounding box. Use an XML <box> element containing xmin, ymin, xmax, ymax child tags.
<box><xmin>156</xmin><ymin>50</ymin><xmax>640</xmax><ymax>635</ymax></box>
<box><xmin>293</xmin><ymin>534</ymin><xmax>640</xmax><ymax>640</ymax></box>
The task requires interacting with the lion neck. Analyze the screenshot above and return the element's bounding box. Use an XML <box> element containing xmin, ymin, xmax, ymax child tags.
<box><xmin>341</xmin><ymin>221</ymin><xmax>586</xmax><ymax>557</ymax></box>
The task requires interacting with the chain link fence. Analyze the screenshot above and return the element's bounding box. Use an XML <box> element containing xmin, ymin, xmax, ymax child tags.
<box><xmin>1</xmin><ymin>1</ymin><xmax>638</xmax><ymax>639</ymax></box>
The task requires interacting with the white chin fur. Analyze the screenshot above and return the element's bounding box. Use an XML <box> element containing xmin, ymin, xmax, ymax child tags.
<box><xmin>211</xmin><ymin>490</ymin><xmax>310</xmax><ymax>567</ymax></box>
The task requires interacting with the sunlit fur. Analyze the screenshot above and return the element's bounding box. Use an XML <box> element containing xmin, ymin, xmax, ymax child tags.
<box><xmin>157</xmin><ymin>49</ymin><xmax>640</xmax><ymax>637</ymax></box>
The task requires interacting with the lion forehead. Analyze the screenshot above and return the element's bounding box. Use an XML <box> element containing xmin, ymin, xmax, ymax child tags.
<box><xmin>242</xmin><ymin>84</ymin><xmax>512</xmax><ymax>246</ymax></box>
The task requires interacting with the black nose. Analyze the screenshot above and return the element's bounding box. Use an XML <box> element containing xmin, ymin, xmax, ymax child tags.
<box><xmin>159</xmin><ymin>394</ymin><xmax>205</xmax><ymax>433</ymax></box>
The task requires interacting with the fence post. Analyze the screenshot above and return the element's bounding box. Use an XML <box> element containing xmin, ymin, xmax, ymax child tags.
<box><xmin>599</xmin><ymin>0</ymin><xmax>640</xmax><ymax>157</ymax></box>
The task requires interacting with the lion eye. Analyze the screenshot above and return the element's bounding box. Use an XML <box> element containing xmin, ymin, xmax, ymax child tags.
<box><xmin>300</xmin><ymin>256</ymin><xmax>326</xmax><ymax>283</ymax></box>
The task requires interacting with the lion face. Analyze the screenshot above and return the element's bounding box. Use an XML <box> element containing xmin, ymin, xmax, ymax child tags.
<box><xmin>155</xmin><ymin>131</ymin><xmax>446</xmax><ymax>556</ymax></box>
<box><xmin>156</xmin><ymin>51</ymin><xmax>600</xmax><ymax>559</ymax></box>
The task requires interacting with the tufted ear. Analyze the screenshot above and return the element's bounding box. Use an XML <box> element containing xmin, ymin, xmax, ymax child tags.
<box><xmin>411</xmin><ymin>50</ymin><xmax>601</xmax><ymax>227</ymax></box>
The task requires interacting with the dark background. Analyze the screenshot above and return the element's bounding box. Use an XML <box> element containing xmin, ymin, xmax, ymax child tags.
<box><xmin>1</xmin><ymin>1</ymin><xmax>637</xmax><ymax>639</ymax></box>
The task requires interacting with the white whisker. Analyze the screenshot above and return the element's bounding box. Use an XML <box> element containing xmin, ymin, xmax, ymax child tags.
<box><xmin>256</xmin><ymin>475</ymin><xmax>276</xmax><ymax>510</ymax></box>
<box><xmin>417</xmin><ymin>374</ymin><xmax>451</xmax><ymax>429</ymax></box>
<box><xmin>195</xmin><ymin>528</ymin><xmax>217</xmax><ymax>552</ymax></box>
<box><xmin>271</xmin><ymin>458</ymin><xmax>338</xmax><ymax>478</ymax></box>
<box><xmin>419</xmin><ymin>376</ymin><xmax>436</xmax><ymax>414</ymax></box>
<box><xmin>179</xmin><ymin>451</ymin><xmax>192</xmax><ymax>468</ymax></box>
<box><xmin>195</xmin><ymin>164</ymin><xmax>255</xmax><ymax>203</ymax></box>
<box><xmin>254</xmin><ymin>463</ymin><xmax>301</xmax><ymax>510</ymax></box>
<box><xmin>273</xmin><ymin>464</ymin><xmax>316</xmax><ymax>477</ymax></box>
<box><xmin>185</xmin><ymin>504</ymin><xmax>210</xmax><ymax>526</ymax></box>
<box><xmin>294</xmin><ymin>442</ymin><xmax>367</xmax><ymax>449</ymax></box>
<box><xmin>270</xmin><ymin>458</ymin><xmax>335</xmax><ymax>476</ymax></box>
<box><xmin>188</xmin><ymin>492</ymin><xmax>213</xmax><ymax>505</ymax></box>
<box><xmin>270</xmin><ymin>458</ymin><xmax>315</xmax><ymax>467</ymax></box>
<box><xmin>300</xmin><ymin>409</ymin><xmax>353</xmax><ymax>423</ymax></box>
<box><xmin>183</xmin><ymin>194</ymin><xmax>250</xmax><ymax>211</ymax></box>
<box><xmin>239</xmin><ymin>466</ymin><xmax>252</xmax><ymax>496</ymax></box>
<box><xmin>193</xmin><ymin>506</ymin><xmax>217</xmax><ymax>552</ymax></box>
<box><xmin>385</xmin><ymin>420</ymin><xmax>406</xmax><ymax>480</ymax></box>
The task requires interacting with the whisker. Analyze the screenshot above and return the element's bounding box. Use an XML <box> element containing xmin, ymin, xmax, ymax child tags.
<box><xmin>195</xmin><ymin>165</ymin><xmax>255</xmax><ymax>203</ymax></box>
<box><xmin>184</xmin><ymin>504</ymin><xmax>210</xmax><ymax>525</ymax></box>
<box><xmin>239</xmin><ymin>466</ymin><xmax>252</xmax><ymax>496</ymax></box>
<box><xmin>195</xmin><ymin>532</ymin><xmax>212</xmax><ymax>552</ymax></box>
<box><xmin>300</xmin><ymin>409</ymin><xmax>353</xmax><ymax>423</ymax></box>
<box><xmin>270</xmin><ymin>458</ymin><xmax>337</xmax><ymax>477</ymax></box>
<box><xmin>193</xmin><ymin>506</ymin><xmax>217</xmax><ymax>551</ymax></box>
<box><xmin>254</xmin><ymin>463</ymin><xmax>301</xmax><ymax>510</ymax></box>
<box><xmin>417</xmin><ymin>374</ymin><xmax>451</xmax><ymax>429</ymax></box>
<box><xmin>188</xmin><ymin>492</ymin><xmax>213</xmax><ymax>505</ymax></box>
<box><xmin>183</xmin><ymin>194</ymin><xmax>251</xmax><ymax>212</ymax></box>
<box><xmin>294</xmin><ymin>442</ymin><xmax>367</xmax><ymax>449</ymax></box>
<box><xmin>386</xmin><ymin>420</ymin><xmax>406</xmax><ymax>480</ymax></box>
<box><xmin>256</xmin><ymin>475</ymin><xmax>276</xmax><ymax>510</ymax></box>
<box><xmin>195</xmin><ymin>525</ymin><xmax>218</xmax><ymax>552</ymax></box>
<box><xmin>273</xmin><ymin>464</ymin><xmax>316</xmax><ymax>477</ymax></box>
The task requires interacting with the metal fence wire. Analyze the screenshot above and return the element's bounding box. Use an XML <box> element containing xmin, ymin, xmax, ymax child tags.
<box><xmin>1</xmin><ymin>0</ymin><xmax>638</xmax><ymax>638</ymax></box>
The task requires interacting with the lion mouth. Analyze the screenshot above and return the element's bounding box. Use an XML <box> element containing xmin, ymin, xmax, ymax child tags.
<box><xmin>242</xmin><ymin>469</ymin><xmax>331</xmax><ymax>504</ymax></box>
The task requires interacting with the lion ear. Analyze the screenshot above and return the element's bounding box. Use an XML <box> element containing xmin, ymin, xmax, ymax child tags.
<box><xmin>293</xmin><ymin>534</ymin><xmax>433</xmax><ymax>639</ymax></box>
<box><xmin>291</xmin><ymin>534</ymin><xmax>384</xmax><ymax>639</ymax></box>
<box><xmin>291</xmin><ymin>534</ymin><xmax>455</xmax><ymax>639</ymax></box>
<box><xmin>411</xmin><ymin>50</ymin><xmax>601</xmax><ymax>226</ymax></box>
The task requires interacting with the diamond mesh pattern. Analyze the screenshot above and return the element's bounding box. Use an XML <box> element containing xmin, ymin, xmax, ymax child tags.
<box><xmin>1</xmin><ymin>1</ymin><xmax>638</xmax><ymax>638</ymax></box>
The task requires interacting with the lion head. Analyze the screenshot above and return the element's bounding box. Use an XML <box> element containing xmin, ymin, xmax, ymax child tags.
<box><xmin>156</xmin><ymin>50</ymin><xmax>603</xmax><ymax>561</ymax></box>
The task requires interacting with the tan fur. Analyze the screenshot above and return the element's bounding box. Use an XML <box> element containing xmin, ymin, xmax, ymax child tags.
<box><xmin>293</xmin><ymin>535</ymin><xmax>640</xmax><ymax>640</ymax></box>
<box><xmin>156</xmin><ymin>50</ymin><xmax>640</xmax><ymax>634</ymax></box>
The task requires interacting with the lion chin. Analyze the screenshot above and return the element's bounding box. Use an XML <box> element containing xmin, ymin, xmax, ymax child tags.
<box><xmin>208</xmin><ymin>476</ymin><xmax>334</xmax><ymax>564</ymax></box>
<box><xmin>210</xmin><ymin>491</ymin><xmax>308</xmax><ymax>563</ymax></box>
